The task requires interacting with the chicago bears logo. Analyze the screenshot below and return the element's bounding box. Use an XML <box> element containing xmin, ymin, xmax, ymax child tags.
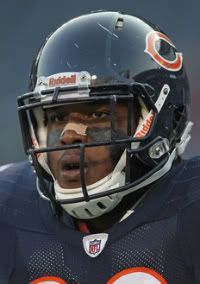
<box><xmin>107</xmin><ymin>267</ymin><xmax>168</xmax><ymax>284</ymax></box>
<box><xmin>145</xmin><ymin>31</ymin><xmax>183</xmax><ymax>71</ymax></box>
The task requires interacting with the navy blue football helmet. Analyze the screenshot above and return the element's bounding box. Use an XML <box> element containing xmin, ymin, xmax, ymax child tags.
<box><xmin>18</xmin><ymin>11</ymin><xmax>192</xmax><ymax>219</ymax></box>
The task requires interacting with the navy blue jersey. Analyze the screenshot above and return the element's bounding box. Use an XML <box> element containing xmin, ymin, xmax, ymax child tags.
<box><xmin>0</xmin><ymin>158</ymin><xmax>200</xmax><ymax>283</ymax></box>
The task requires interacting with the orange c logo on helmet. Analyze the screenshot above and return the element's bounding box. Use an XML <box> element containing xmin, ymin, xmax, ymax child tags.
<box><xmin>145</xmin><ymin>31</ymin><xmax>183</xmax><ymax>71</ymax></box>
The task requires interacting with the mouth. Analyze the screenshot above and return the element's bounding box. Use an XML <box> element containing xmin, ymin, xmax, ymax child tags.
<box><xmin>60</xmin><ymin>157</ymin><xmax>88</xmax><ymax>181</ymax></box>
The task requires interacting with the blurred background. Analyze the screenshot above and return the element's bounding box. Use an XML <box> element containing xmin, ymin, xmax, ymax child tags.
<box><xmin>0</xmin><ymin>0</ymin><xmax>199</xmax><ymax>164</ymax></box>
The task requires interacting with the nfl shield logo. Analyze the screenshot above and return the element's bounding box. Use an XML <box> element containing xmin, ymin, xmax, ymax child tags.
<box><xmin>89</xmin><ymin>239</ymin><xmax>101</xmax><ymax>255</ymax></box>
<box><xmin>83</xmin><ymin>233</ymin><xmax>109</xmax><ymax>258</ymax></box>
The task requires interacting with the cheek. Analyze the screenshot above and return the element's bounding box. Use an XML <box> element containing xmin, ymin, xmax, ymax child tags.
<box><xmin>86</xmin><ymin>146</ymin><xmax>111</xmax><ymax>161</ymax></box>
<box><xmin>117</xmin><ymin>112</ymin><xmax>137</xmax><ymax>135</ymax></box>
<box><xmin>116</xmin><ymin>116</ymin><xmax>127</xmax><ymax>135</ymax></box>
<box><xmin>87</xmin><ymin>127</ymin><xmax>111</xmax><ymax>141</ymax></box>
<box><xmin>47</xmin><ymin>127</ymin><xmax>63</xmax><ymax>146</ymax></box>
<box><xmin>86</xmin><ymin>147</ymin><xmax>114</xmax><ymax>177</ymax></box>
<box><xmin>47</xmin><ymin>151</ymin><xmax>60</xmax><ymax>175</ymax></box>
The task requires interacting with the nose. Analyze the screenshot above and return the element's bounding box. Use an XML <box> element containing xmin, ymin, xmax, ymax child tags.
<box><xmin>59</xmin><ymin>121</ymin><xmax>88</xmax><ymax>145</ymax></box>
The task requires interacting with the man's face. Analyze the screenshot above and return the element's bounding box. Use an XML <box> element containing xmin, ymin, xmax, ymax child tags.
<box><xmin>45</xmin><ymin>100</ymin><xmax>137</xmax><ymax>189</ymax></box>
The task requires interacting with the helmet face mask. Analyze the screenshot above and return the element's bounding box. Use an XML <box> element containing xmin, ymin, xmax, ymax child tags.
<box><xmin>18</xmin><ymin>11</ymin><xmax>192</xmax><ymax>219</ymax></box>
<box><xmin>45</xmin><ymin>97</ymin><xmax>137</xmax><ymax>187</ymax></box>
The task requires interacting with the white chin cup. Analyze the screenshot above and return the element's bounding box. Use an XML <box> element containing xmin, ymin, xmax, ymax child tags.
<box><xmin>54</xmin><ymin>169</ymin><xmax>126</xmax><ymax>219</ymax></box>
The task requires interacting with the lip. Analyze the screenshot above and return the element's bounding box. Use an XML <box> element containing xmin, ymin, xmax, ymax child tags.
<box><xmin>60</xmin><ymin>167</ymin><xmax>88</xmax><ymax>181</ymax></box>
<box><xmin>59</xmin><ymin>154</ymin><xmax>88</xmax><ymax>181</ymax></box>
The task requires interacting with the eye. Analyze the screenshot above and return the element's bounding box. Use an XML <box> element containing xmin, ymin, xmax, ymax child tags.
<box><xmin>91</xmin><ymin>111</ymin><xmax>110</xmax><ymax>119</ymax></box>
<box><xmin>48</xmin><ymin>113</ymin><xmax>67</xmax><ymax>123</ymax></box>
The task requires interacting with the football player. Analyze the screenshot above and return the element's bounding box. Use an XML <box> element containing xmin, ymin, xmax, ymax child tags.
<box><xmin>0</xmin><ymin>11</ymin><xmax>200</xmax><ymax>284</ymax></box>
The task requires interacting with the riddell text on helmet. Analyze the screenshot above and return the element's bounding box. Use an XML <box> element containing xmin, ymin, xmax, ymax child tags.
<box><xmin>49</xmin><ymin>75</ymin><xmax>76</xmax><ymax>87</ymax></box>
<box><xmin>135</xmin><ymin>112</ymin><xmax>154</xmax><ymax>138</ymax></box>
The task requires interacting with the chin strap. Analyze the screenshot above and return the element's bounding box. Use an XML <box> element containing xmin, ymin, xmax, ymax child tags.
<box><xmin>119</xmin><ymin>189</ymin><xmax>150</xmax><ymax>222</ymax></box>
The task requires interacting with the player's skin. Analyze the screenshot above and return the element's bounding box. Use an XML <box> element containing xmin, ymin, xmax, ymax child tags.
<box><xmin>46</xmin><ymin>101</ymin><xmax>140</xmax><ymax>232</ymax></box>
